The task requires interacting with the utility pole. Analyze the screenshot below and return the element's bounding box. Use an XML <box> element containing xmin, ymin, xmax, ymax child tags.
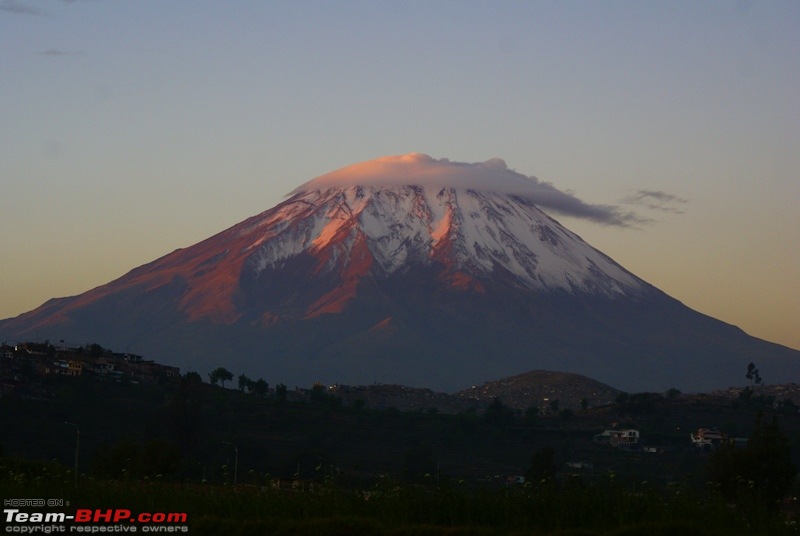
<box><xmin>64</xmin><ymin>422</ymin><xmax>79</xmax><ymax>487</ymax></box>
<box><xmin>223</xmin><ymin>442</ymin><xmax>238</xmax><ymax>487</ymax></box>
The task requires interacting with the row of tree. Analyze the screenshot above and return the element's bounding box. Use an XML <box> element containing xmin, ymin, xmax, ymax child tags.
<box><xmin>203</xmin><ymin>367</ymin><xmax>288</xmax><ymax>399</ymax></box>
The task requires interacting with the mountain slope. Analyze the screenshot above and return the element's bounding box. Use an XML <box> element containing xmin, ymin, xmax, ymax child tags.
<box><xmin>1</xmin><ymin>154</ymin><xmax>797</xmax><ymax>392</ymax></box>
<box><xmin>456</xmin><ymin>370</ymin><xmax>622</xmax><ymax>411</ymax></box>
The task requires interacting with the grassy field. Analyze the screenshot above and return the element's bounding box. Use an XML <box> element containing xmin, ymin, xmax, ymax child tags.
<box><xmin>2</xmin><ymin>457</ymin><xmax>797</xmax><ymax>536</ymax></box>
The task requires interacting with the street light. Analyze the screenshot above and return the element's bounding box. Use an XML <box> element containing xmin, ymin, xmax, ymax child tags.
<box><xmin>222</xmin><ymin>442</ymin><xmax>238</xmax><ymax>487</ymax></box>
<box><xmin>64</xmin><ymin>422</ymin><xmax>79</xmax><ymax>487</ymax></box>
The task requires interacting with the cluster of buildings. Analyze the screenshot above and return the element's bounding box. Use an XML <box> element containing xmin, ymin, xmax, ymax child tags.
<box><xmin>0</xmin><ymin>341</ymin><xmax>180</xmax><ymax>397</ymax></box>
<box><xmin>593</xmin><ymin>427</ymin><xmax>747</xmax><ymax>451</ymax></box>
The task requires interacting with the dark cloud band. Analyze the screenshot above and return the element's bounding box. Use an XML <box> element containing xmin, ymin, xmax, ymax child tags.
<box><xmin>622</xmin><ymin>189</ymin><xmax>689</xmax><ymax>215</ymax></box>
<box><xmin>1</xmin><ymin>1</ymin><xmax>44</xmax><ymax>15</ymax></box>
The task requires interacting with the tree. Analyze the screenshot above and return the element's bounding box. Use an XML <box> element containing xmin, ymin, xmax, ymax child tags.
<box><xmin>275</xmin><ymin>383</ymin><xmax>288</xmax><ymax>400</ymax></box>
<box><xmin>524</xmin><ymin>405</ymin><xmax>539</xmax><ymax>425</ymax></box>
<box><xmin>780</xmin><ymin>398</ymin><xmax>798</xmax><ymax>414</ymax></box>
<box><xmin>184</xmin><ymin>371</ymin><xmax>202</xmax><ymax>383</ymax></box>
<box><xmin>208</xmin><ymin>367</ymin><xmax>233</xmax><ymax>388</ymax></box>
<box><xmin>746</xmin><ymin>362</ymin><xmax>763</xmax><ymax>386</ymax></box>
<box><xmin>310</xmin><ymin>382</ymin><xmax>327</xmax><ymax>404</ymax></box>
<box><xmin>237</xmin><ymin>374</ymin><xmax>250</xmax><ymax>392</ymax></box>
<box><xmin>708</xmin><ymin>412</ymin><xmax>797</xmax><ymax>508</ymax></box>
<box><xmin>526</xmin><ymin>446</ymin><xmax>556</xmax><ymax>485</ymax></box>
<box><xmin>549</xmin><ymin>399</ymin><xmax>560</xmax><ymax>414</ymax></box>
<box><xmin>483</xmin><ymin>397</ymin><xmax>515</xmax><ymax>426</ymax></box>
<box><xmin>580</xmin><ymin>397</ymin><xmax>589</xmax><ymax>411</ymax></box>
<box><xmin>616</xmin><ymin>392</ymin><xmax>661</xmax><ymax>414</ymax></box>
<box><xmin>253</xmin><ymin>378</ymin><xmax>268</xmax><ymax>397</ymax></box>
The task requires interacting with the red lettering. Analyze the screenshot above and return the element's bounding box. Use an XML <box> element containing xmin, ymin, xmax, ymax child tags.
<box><xmin>75</xmin><ymin>509</ymin><xmax>92</xmax><ymax>522</ymax></box>
<box><xmin>113</xmin><ymin>510</ymin><xmax>132</xmax><ymax>522</ymax></box>
<box><xmin>94</xmin><ymin>509</ymin><xmax>114</xmax><ymax>522</ymax></box>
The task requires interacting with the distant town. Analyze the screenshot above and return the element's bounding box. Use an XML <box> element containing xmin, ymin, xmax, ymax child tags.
<box><xmin>0</xmin><ymin>340</ymin><xmax>180</xmax><ymax>398</ymax></box>
<box><xmin>3</xmin><ymin>338</ymin><xmax>799</xmax><ymax>454</ymax></box>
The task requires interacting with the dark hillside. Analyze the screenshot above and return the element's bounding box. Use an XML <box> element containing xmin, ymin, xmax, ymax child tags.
<box><xmin>3</xmin><ymin>369</ymin><xmax>799</xmax><ymax>489</ymax></box>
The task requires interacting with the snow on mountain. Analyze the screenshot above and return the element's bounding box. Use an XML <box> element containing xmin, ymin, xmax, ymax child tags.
<box><xmin>243</xmin><ymin>183</ymin><xmax>647</xmax><ymax>299</ymax></box>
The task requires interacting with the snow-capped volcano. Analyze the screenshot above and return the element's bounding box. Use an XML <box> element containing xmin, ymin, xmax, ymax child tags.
<box><xmin>242</xmin><ymin>153</ymin><xmax>648</xmax><ymax>312</ymax></box>
<box><xmin>251</xmin><ymin>184</ymin><xmax>645</xmax><ymax>297</ymax></box>
<box><xmin>1</xmin><ymin>154</ymin><xmax>797</xmax><ymax>392</ymax></box>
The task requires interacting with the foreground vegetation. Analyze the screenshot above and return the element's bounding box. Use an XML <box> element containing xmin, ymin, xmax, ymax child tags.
<box><xmin>4</xmin><ymin>361</ymin><xmax>799</xmax><ymax>534</ymax></box>
<box><xmin>2</xmin><ymin>457</ymin><xmax>797</xmax><ymax>536</ymax></box>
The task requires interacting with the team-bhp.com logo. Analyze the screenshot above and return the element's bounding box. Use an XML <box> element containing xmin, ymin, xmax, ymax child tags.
<box><xmin>4</xmin><ymin>508</ymin><xmax>189</xmax><ymax>533</ymax></box>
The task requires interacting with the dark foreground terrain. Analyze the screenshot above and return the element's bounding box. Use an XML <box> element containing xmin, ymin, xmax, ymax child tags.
<box><xmin>2</xmin><ymin>364</ymin><xmax>800</xmax><ymax>534</ymax></box>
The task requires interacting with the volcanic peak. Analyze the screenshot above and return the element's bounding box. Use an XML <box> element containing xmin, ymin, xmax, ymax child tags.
<box><xmin>243</xmin><ymin>183</ymin><xmax>648</xmax><ymax>299</ymax></box>
<box><xmin>2</xmin><ymin>154</ymin><xmax>799</xmax><ymax>393</ymax></box>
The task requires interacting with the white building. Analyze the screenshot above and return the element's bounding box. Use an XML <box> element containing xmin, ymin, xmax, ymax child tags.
<box><xmin>594</xmin><ymin>429</ymin><xmax>640</xmax><ymax>447</ymax></box>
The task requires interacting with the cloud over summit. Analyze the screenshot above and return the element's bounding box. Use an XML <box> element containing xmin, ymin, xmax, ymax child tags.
<box><xmin>292</xmin><ymin>154</ymin><xmax>643</xmax><ymax>227</ymax></box>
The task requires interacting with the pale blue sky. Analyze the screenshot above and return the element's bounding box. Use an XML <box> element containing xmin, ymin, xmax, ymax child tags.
<box><xmin>1</xmin><ymin>1</ymin><xmax>798</xmax><ymax>351</ymax></box>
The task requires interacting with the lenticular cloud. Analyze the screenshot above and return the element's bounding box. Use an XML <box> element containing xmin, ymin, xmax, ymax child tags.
<box><xmin>291</xmin><ymin>153</ymin><xmax>643</xmax><ymax>227</ymax></box>
<box><xmin>290</xmin><ymin>153</ymin><xmax>533</xmax><ymax>194</ymax></box>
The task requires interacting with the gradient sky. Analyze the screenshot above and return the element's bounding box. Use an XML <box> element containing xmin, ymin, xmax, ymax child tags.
<box><xmin>2</xmin><ymin>1</ymin><xmax>798</xmax><ymax>353</ymax></box>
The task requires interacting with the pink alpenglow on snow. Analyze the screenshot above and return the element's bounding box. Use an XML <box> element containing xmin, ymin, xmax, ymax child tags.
<box><xmin>291</xmin><ymin>154</ymin><xmax>638</xmax><ymax>227</ymax></box>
